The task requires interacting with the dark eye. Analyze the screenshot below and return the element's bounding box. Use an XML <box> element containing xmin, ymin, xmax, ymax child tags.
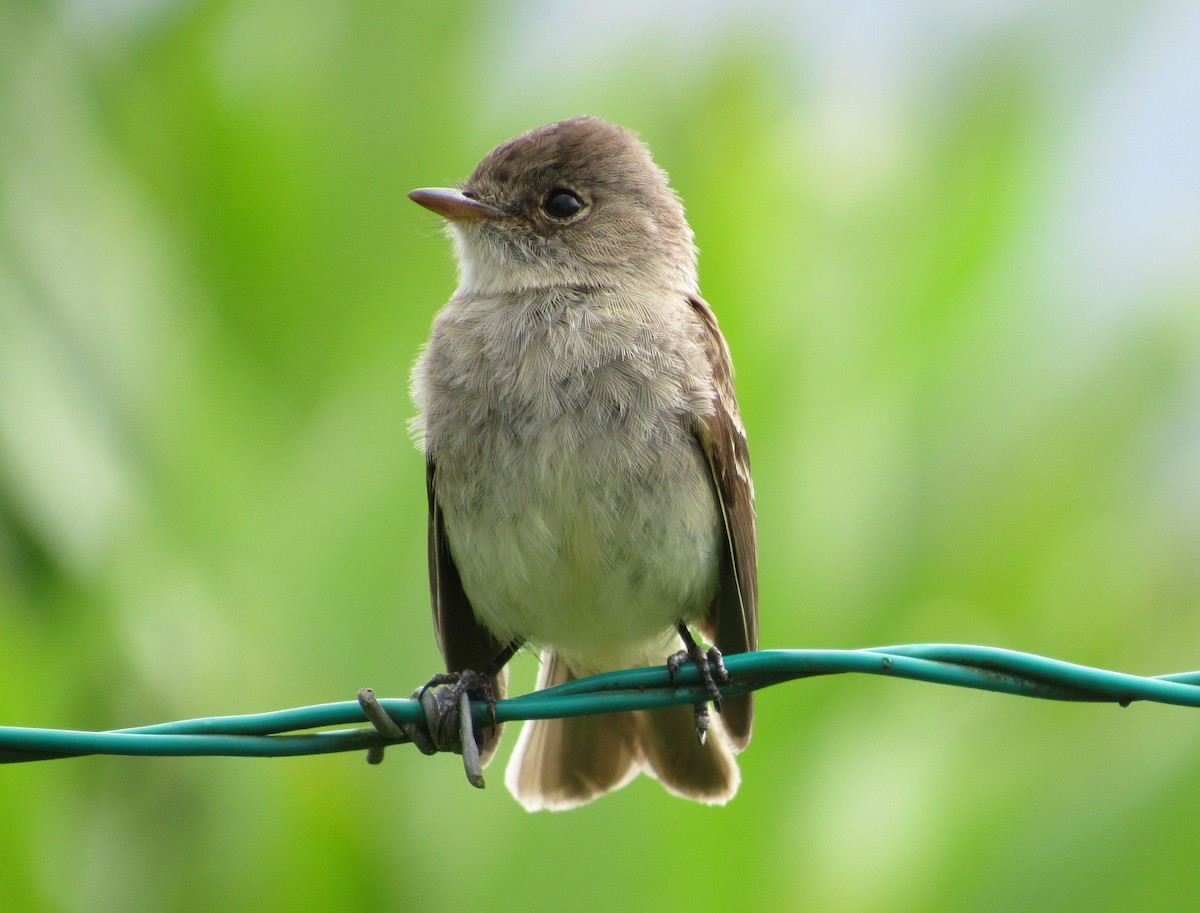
<box><xmin>543</xmin><ymin>189</ymin><xmax>585</xmax><ymax>219</ymax></box>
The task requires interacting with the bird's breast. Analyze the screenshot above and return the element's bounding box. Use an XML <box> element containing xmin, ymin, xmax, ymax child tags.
<box><xmin>414</xmin><ymin>288</ymin><xmax>722</xmax><ymax>670</ymax></box>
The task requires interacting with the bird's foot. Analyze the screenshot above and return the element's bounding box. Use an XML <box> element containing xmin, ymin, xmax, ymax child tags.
<box><xmin>667</xmin><ymin>625</ymin><xmax>732</xmax><ymax>745</ymax></box>
<box><xmin>419</xmin><ymin>669</ymin><xmax>497</xmax><ymax>750</ymax></box>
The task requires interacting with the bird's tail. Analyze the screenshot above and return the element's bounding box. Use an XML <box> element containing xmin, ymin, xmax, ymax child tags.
<box><xmin>503</xmin><ymin>650</ymin><xmax>740</xmax><ymax>811</ymax></box>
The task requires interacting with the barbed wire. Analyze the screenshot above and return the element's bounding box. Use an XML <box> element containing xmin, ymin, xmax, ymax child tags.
<box><xmin>3</xmin><ymin>645</ymin><xmax>1197</xmax><ymax>782</ymax></box>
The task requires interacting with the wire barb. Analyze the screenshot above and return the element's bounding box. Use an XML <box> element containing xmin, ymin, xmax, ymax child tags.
<box><xmin>357</xmin><ymin>689</ymin><xmax>401</xmax><ymax>765</ymax></box>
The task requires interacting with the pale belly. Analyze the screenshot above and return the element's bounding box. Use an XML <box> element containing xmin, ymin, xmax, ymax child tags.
<box><xmin>436</xmin><ymin>422</ymin><xmax>722</xmax><ymax>673</ymax></box>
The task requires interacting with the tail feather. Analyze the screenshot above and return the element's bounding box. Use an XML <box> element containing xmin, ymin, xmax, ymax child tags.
<box><xmin>504</xmin><ymin>652</ymin><xmax>641</xmax><ymax>811</ymax></box>
<box><xmin>637</xmin><ymin>704</ymin><xmax>739</xmax><ymax>803</ymax></box>
<box><xmin>505</xmin><ymin>650</ymin><xmax>740</xmax><ymax>811</ymax></box>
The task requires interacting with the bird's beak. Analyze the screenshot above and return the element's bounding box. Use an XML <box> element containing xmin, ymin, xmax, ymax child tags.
<box><xmin>408</xmin><ymin>187</ymin><xmax>507</xmax><ymax>222</ymax></box>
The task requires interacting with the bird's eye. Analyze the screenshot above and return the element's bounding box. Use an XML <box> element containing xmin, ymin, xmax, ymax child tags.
<box><xmin>543</xmin><ymin>189</ymin><xmax>585</xmax><ymax>219</ymax></box>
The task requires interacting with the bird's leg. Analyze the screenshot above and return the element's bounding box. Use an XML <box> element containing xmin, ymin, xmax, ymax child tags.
<box><xmin>667</xmin><ymin>623</ymin><xmax>731</xmax><ymax>744</ymax></box>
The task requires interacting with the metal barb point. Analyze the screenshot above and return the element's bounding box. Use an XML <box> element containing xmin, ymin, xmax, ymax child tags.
<box><xmin>358</xmin><ymin>688</ymin><xmax>402</xmax><ymax>764</ymax></box>
<box><xmin>458</xmin><ymin>690</ymin><xmax>485</xmax><ymax>789</ymax></box>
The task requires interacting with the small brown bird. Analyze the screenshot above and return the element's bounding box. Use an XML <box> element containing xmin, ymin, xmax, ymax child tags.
<box><xmin>409</xmin><ymin>116</ymin><xmax>757</xmax><ymax>810</ymax></box>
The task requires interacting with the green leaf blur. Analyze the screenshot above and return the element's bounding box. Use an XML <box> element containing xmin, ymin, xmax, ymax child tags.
<box><xmin>1</xmin><ymin>2</ymin><xmax>1198</xmax><ymax>911</ymax></box>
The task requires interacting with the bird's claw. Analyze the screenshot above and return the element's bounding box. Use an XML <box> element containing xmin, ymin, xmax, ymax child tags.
<box><xmin>420</xmin><ymin>670</ymin><xmax>497</xmax><ymax>746</ymax></box>
<box><xmin>668</xmin><ymin>628</ymin><xmax>732</xmax><ymax>744</ymax></box>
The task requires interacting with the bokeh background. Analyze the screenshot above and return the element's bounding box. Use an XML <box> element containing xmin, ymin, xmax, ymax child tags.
<box><xmin>2</xmin><ymin>1</ymin><xmax>1199</xmax><ymax>911</ymax></box>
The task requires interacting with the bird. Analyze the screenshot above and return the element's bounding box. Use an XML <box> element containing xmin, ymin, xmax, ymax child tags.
<box><xmin>408</xmin><ymin>116</ymin><xmax>757</xmax><ymax>810</ymax></box>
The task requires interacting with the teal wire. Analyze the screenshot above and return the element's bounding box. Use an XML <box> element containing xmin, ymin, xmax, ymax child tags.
<box><xmin>3</xmin><ymin>645</ymin><xmax>1198</xmax><ymax>761</ymax></box>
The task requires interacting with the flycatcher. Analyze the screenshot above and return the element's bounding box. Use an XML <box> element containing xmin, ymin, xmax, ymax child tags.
<box><xmin>409</xmin><ymin>116</ymin><xmax>757</xmax><ymax>810</ymax></box>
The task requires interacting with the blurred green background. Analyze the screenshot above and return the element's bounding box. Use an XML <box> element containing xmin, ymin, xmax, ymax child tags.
<box><xmin>2</xmin><ymin>1</ymin><xmax>1199</xmax><ymax>911</ymax></box>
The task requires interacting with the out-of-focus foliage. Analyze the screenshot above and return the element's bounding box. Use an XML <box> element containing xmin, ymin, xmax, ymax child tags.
<box><xmin>1</xmin><ymin>2</ymin><xmax>1198</xmax><ymax>911</ymax></box>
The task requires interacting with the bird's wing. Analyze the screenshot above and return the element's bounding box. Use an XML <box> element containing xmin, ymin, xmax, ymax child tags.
<box><xmin>427</xmin><ymin>457</ymin><xmax>508</xmax><ymax>760</ymax></box>
<box><xmin>688</xmin><ymin>295</ymin><xmax>758</xmax><ymax>749</ymax></box>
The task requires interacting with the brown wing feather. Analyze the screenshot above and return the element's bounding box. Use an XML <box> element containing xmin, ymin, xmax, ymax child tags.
<box><xmin>427</xmin><ymin>457</ymin><xmax>508</xmax><ymax>760</ymax></box>
<box><xmin>688</xmin><ymin>296</ymin><xmax>758</xmax><ymax>749</ymax></box>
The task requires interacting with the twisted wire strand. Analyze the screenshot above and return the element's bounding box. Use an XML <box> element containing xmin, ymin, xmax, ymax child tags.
<box><xmin>2</xmin><ymin>646</ymin><xmax>1195</xmax><ymax>764</ymax></box>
